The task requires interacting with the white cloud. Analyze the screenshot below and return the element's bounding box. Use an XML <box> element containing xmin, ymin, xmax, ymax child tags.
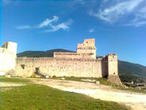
<box><xmin>16</xmin><ymin>25</ymin><xmax>31</xmax><ymax>30</ymax></box>
<box><xmin>126</xmin><ymin>6</ymin><xmax>146</xmax><ymax>27</ymax></box>
<box><xmin>91</xmin><ymin>0</ymin><xmax>144</xmax><ymax>23</ymax></box>
<box><xmin>89</xmin><ymin>28</ymin><xmax>95</xmax><ymax>33</ymax></box>
<box><xmin>38</xmin><ymin>16</ymin><xmax>59</xmax><ymax>28</ymax></box>
<box><xmin>132</xmin><ymin>21</ymin><xmax>146</xmax><ymax>27</ymax></box>
<box><xmin>16</xmin><ymin>16</ymin><xmax>73</xmax><ymax>32</ymax></box>
<box><xmin>45</xmin><ymin>19</ymin><xmax>73</xmax><ymax>32</ymax></box>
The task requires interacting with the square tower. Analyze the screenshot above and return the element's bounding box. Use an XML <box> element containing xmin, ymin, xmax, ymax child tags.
<box><xmin>77</xmin><ymin>38</ymin><xmax>96</xmax><ymax>59</ymax></box>
<box><xmin>2</xmin><ymin>42</ymin><xmax>17</xmax><ymax>54</ymax></box>
<box><xmin>0</xmin><ymin>42</ymin><xmax>17</xmax><ymax>75</ymax></box>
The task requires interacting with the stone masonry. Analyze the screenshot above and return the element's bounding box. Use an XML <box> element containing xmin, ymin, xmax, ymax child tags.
<box><xmin>0</xmin><ymin>42</ymin><xmax>17</xmax><ymax>75</ymax></box>
<box><xmin>13</xmin><ymin>38</ymin><xmax>119</xmax><ymax>81</ymax></box>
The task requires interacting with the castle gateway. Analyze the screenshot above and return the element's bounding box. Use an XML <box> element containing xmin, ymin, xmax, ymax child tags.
<box><xmin>0</xmin><ymin>38</ymin><xmax>119</xmax><ymax>81</ymax></box>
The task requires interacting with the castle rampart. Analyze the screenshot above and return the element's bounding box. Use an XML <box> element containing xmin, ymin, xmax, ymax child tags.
<box><xmin>54</xmin><ymin>52</ymin><xmax>95</xmax><ymax>59</ymax></box>
<box><xmin>15</xmin><ymin>57</ymin><xmax>103</xmax><ymax>78</ymax></box>
<box><xmin>13</xmin><ymin>38</ymin><xmax>119</xmax><ymax>79</ymax></box>
<box><xmin>0</xmin><ymin>38</ymin><xmax>119</xmax><ymax>82</ymax></box>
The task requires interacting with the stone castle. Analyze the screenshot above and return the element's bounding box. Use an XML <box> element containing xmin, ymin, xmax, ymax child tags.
<box><xmin>0</xmin><ymin>38</ymin><xmax>119</xmax><ymax>82</ymax></box>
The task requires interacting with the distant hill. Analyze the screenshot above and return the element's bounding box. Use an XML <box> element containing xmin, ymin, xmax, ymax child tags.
<box><xmin>119</xmin><ymin>61</ymin><xmax>146</xmax><ymax>77</ymax></box>
<box><xmin>17</xmin><ymin>49</ymin><xmax>146</xmax><ymax>82</ymax></box>
<box><xmin>17</xmin><ymin>49</ymin><xmax>75</xmax><ymax>57</ymax></box>
<box><xmin>118</xmin><ymin>61</ymin><xmax>146</xmax><ymax>82</ymax></box>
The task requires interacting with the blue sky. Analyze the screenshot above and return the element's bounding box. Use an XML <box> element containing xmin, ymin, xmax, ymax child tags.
<box><xmin>1</xmin><ymin>0</ymin><xmax>146</xmax><ymax>66</ymax></box>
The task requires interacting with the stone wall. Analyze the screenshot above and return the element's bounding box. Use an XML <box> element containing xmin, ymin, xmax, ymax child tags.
<box><xmin>0</xmin><ymin>38</ymin><xmax>119</xmax><ymax>83</ymax></box>
<box><xmin>14</xmin><ymin>54</ymin><xmax>119</xmax><ymax>79</ymax></box>
<box><xmin>54</xmin><ymin>39</ymin><xmax>96</xmax><ymax>60</ymax></box>
<box><xmin>106</xmin><ymin>54</ymin><xmax>121</xmax><ymax>84</ymax></box>
<box><xmin>77</xmin><ymin>38</ymin><xmax>96</xmax><ymax>59</ymax></box>
<box><xmin>54</xmin><ymin>52</ymin><xmax>95</xmax><ymax>59</ymax></box>
<box><xmin>13</xmin><ymin>38</ymin><xmax>119</xmax><ymax>80</ymax></box>
<box><xmin>0</xmin><ymin>42</ymin><xmax>17</xmax><ymax>75</ymax></box>
<box><xmin>107</xmin><ymin>54</ymin><xmax>118</xmax><ymax>76</ymax></box>
<box><xmin>15</xmin><ymin>57</ymin><xmax>103</xmax><ymax>78</ymax></box>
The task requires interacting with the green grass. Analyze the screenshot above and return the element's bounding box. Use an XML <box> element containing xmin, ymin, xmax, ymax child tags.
<box><xmin>0</xmin><ymin>77</ymin><xmax>129</xmax><ymax>110</ymax></box>
<box><xmin>0</xmin><ymin>76</ymin><xmax>30</xmax><ymax>83</ymax></box>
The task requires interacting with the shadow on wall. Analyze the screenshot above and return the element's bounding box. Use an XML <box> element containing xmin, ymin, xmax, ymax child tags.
<box><xmin>34</xmin><ymin>67</ymin><xmax>45</xmax><ymax>78</ymax></box>
<box><xmin>102</xmin><ymin>60</ymin><xmax>108</xmax><ymax>78</ymax></box>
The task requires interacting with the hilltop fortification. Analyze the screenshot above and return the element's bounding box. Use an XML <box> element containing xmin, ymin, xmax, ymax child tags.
<box><xmin>15</xmin><ymin>39</ymin><xmax>119</xmax><ymax>81</ymax></box>
<box><xmin>0</xmin><ymin>38</ymin><xmax>120</xmax><ymax>84</ymax></box>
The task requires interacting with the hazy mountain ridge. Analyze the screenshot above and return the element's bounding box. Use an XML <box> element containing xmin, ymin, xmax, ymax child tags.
<box><xmin>118</xmin><ymin>61</ymin><xmax>146</xmax><ymax>82</ymax></box>
<box><xmin>17</xmin><ymin>49</ymin><xmax>75</xmax><ymax>57</ymax></box>
<box><xmin>119</xmin><ymin>61</ymin><xmax>146</xmax><ymax>77</ymax></box>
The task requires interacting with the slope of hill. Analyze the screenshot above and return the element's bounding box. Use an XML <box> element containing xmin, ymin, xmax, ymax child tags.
<box><xmin>17</xmin><ymin>49</ymin><xmax>75</xmax><ymax>57</ymax></box>
<box><xmin>119</xmin><ymin>61</ymin><xmax>146</xmax><ymax>82</ymax></box>
<box><xmin>17</xmin><ymin>49</ymin><xmax>146</xmax><ymax>82</ymax></box>
<box><xmin>119</xmin><ymin>61</ymin><xmax>146</xmax><ymax>77</ymax></box>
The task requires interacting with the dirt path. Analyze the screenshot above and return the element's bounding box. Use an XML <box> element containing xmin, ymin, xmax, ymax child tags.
<box><xmin>33</xmin><ymin>79</ymin><xmax>146</xmax><ymax>110</ymax></box>
<box><xmin>0</xmin><ymin>82</ymin><xmax>25</xmax><ymax>87</ymax></box>
<box><xmin>0</xmin><ymin>82</ymin><xmax>25</xmax><ymax>91</ymax></box>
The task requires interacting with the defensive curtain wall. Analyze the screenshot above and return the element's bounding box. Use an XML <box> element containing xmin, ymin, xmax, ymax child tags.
<box><xmin>0</xmin><ymin>38</ymin><xmax>120</xmax><ymax>84</ymax></box>
<box><xmin>15</xmin><ymin>54</ymin><xmax>118</xmax><ymax>78</ymax></box>
<box><xmin>14</xmin><ymin>39</ymin><xmax>119</xmax><ymax>81</ymax></box>
<box><xmin>15</xmin><ymin>57</ymin><xmax>103</xmax><ymax>78</ymax></box>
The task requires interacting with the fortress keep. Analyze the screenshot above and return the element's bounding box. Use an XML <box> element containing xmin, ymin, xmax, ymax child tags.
<box><xmin>54</xmin><ymin>39</ymin><xmax>96</xmax><ymax>60</ymax></box>
<box><xmin>0</xmin><ymin>38</ymin><xmax>120</xmax><ymax>83</ymax></box>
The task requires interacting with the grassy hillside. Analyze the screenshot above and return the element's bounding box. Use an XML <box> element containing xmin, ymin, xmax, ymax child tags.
<box><xmin>17</xmin><ymin>49</ymin><xmax>146</xmax><ymax>82</ymax></box>
<box><xmin>119</xmin><ymin>61</ymin><xmax>146</xmax><ymax>77</ymax></box>
<box><xmin>119</xmin><ymin>61</ymin><xmax>146</xmax><ymax>82</ymax></box>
